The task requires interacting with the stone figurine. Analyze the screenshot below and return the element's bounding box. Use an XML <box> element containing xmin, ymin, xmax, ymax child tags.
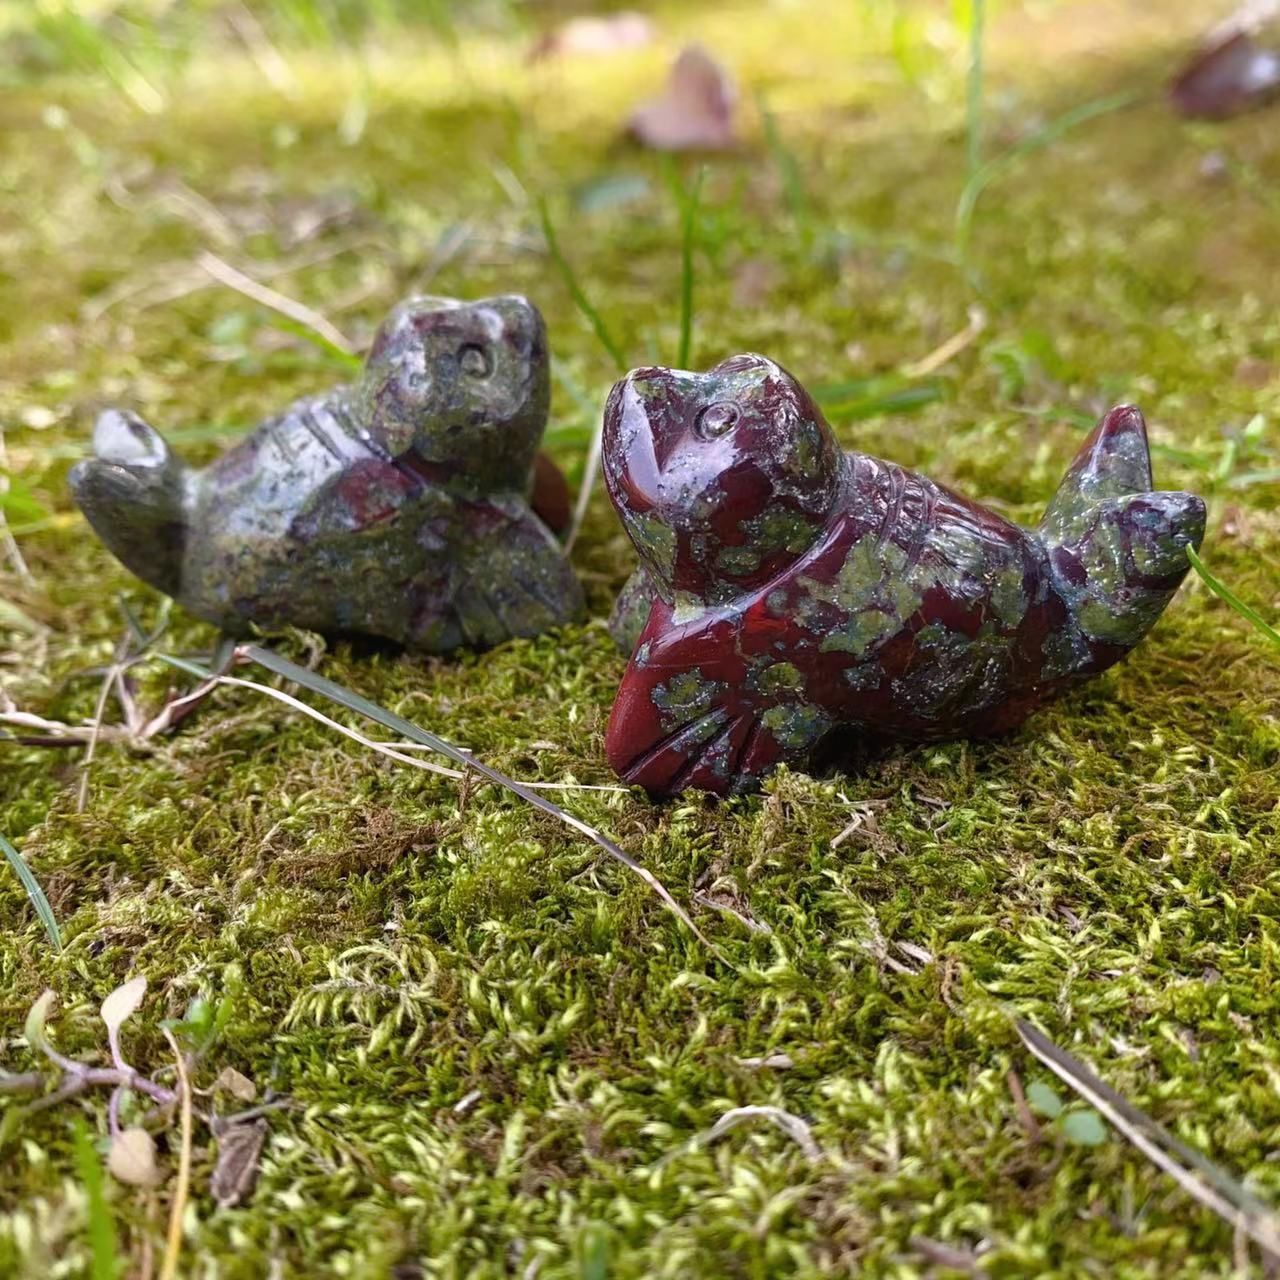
<box><xmin>71</xmin><ymin>295</ymin><xmax>584</xmax><ymax>652</ymax></box>
<box><xmin>603</xmin><ymin>355</ymin><xmax>1205</xmax><ymax>797</ymax></box>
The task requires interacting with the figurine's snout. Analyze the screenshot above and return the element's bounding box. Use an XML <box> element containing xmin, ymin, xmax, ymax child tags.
<box><xmin>91</xmin><ymin>409</ymin><xmax>170</xmax><ymax>468</ymax></box>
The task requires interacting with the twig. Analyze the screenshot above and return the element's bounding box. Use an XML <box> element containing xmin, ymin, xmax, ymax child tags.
<box><xmin>911</xmin><ymin>1236</ymin><xmax>979</xmax><ymax>1274</ymax></box>
<box><xmin>900</xmin><ymin>305</ymin><xmax>986</xmax><ymax>378</ymax></box>
<box><xmin>1006</xmin><ymin>1068</ymin><xmax>1042</xmax><ymax>1143</ymax></box>
<box><xmin>563</xmin><ymin>416</ymin><xmax>604</xmax><ymax>556</ymax></box>
<box><xmin>1017</xmin><ymin>1019</ymin><xmax>1280</xmax><ymax>1257</ymax></box>
<box><xmin>0</xmin><ymin>1070</ymin><xmax>46</xmax><ymax>1093</ymax></box>
<box><xmin>0</xmin><ymin>423</ymin><xmax>34</xmax><ymax>586</ymax></box>
<box><xmin>83</xmin><ymin>233</ymin><xmax>380</xmax><ymax>322</ymax></box>
<box><xmin>78</xmin><ymin>638</ymin><xmax>128</xmax><ymax>813</ymax></box>
<box><xmin>158</xmin><ymin>1030</ymin><xmax>193</xmax><ymax>1280</ymax></box>
<box><xmin>225</xmin><ymin>4</ymin><xmax>297</xmax><ymax>94</ymax></box>
<box><xmin>1210</xmin><ymin>0</ymin><xmax>1280</xmax><ymax>41</ymax></box>
<box><xmin>229</xmin><ymin>644</ymin><xmax>717</xmax><ymax>952</ymax></box>
<box><xmin>692</xmin><ymin>891</ymin><xmax>771</xmax><ymax>935</ymax></box>
<box><xmin>702</xmin><ymin>1106</ymin><xmax>822</xmax><ymax>1161</ymax></box>
<box><xmin>197</xmin><ymin>251</ymin><xmax>358</xmax><ymax>357</ymax></box>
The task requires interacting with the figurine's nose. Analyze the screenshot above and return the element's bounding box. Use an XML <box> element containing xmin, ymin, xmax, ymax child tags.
<box><xmin>605</xmin><ymin>374</ymin><xmax>663</xmax><ymax>509</ymax></box>
<box><xmin>92</xmin><ymin>409</ymin><xmax>168</xmax><ymax>467</ymax></box>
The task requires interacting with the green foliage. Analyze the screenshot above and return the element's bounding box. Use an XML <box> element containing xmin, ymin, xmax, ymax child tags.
<box><xmin>1186</xmin><ymin>547</ymin><xmax>1280</xmax><ymax>651</ymax></box>
<box><xmin>72</xmin><ymin>1118</ymin><xmax>120</xmax><ymax>1280</ymax></box>
<box><xmin>0</xmin><ymin>834</ymin><xmax>61</xmax><ymax>953</ymax></box>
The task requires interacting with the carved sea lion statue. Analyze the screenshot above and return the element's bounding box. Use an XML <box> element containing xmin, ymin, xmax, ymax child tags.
<box><xmin>71</xmin><ymin>295</ymin><xmax>584</xmax><ymax>652</ymax></box>
<box><xmin>603</xmin><ymin>354</ymin><xmax>1206</xmax><ymax>796</ymax></box>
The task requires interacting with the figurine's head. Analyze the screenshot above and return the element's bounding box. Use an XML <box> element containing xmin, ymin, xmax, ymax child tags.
<box><xmin>358</xmin><ymin>294</ymin><xmax>549</xmax><ymax>492</ymax></box>
<box><xmin>603</xmin><ymin>354</ymin><xmax>844</xmax><ymax>606</ymax></box>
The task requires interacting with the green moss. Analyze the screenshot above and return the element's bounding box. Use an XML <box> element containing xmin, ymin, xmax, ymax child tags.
<box><xmin>2</xmin><ymin>2</ymin><xmax>1280</xmax><ymax>1278</ymax></box>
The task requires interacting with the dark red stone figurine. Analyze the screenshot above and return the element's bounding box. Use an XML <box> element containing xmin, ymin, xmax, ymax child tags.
<box><xmin>603</xmin><ymin>355</ymin><xmax>1206</xmax><ymax>797</ymax></box>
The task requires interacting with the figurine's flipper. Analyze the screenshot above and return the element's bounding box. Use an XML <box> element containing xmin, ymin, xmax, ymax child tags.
<box><xmin>1039</xmin><ymin>405</ymin><xmax>1155</xmax><ymax>541</ymax></box>
<box><xmin>607</xmin><ymin>566</ymin><xmax>656</xmax><ymax>654</ymax></box>
<box><xmin>607</xmin><ymin>687</ymin><xmax>780</xmax><ymax>797</ymax></box>
<box><xmin>605</xmin><ymin>604</ymin><xmax>797</xmax><ymax>797</ymax></box>
<box><xmin>430</xmin><ymin>506</ymin><xmax>585</xmax><ymax>651</ymax></box>
<box><xmin>1039</xmin><ymin>406</ymin><xmax>1205</xmax><ymax>662</ymax></box>
<box><xmin>68</xmin><ymin>410</ymin><xmax>189</xmax><ymax>596</ymax></box>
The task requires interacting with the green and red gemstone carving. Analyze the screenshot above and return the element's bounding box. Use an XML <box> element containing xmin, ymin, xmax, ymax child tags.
<box><xmin>604</xmin><ymin>354</ymin><xmax>1205</xmax><ymax>797</ymax></box>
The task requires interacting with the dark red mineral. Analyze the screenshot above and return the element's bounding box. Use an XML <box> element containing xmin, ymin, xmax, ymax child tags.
<box><xmin>603</xmin><ymin>355</ymin><xmax>1206</xmax><ymax>797</ymax></box>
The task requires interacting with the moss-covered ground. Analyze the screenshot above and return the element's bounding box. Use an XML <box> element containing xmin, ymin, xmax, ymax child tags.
<box><xmin>2</xmin><ymin>1</ymin><xmax>1280</xmax><ymax>1275</ymax></box>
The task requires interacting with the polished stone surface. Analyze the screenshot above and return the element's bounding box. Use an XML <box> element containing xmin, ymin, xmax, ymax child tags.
<box><xmin>71</xmin><ymin>295</ymin><xmax>584</xmax><ymax>652</ymax></box>
<box><xmin>604</xmin><ymin>355</ymin><xmax>1205</xmax><ymax>796</ymax></box>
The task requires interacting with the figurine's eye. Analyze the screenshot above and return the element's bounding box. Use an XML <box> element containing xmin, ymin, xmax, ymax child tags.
<box><xmin>695</xmin><ymin>401</ymin><xmax>740</xmax><ymax>440</ymax></box>
<box><xmin>458</xmin><ymin>344</ymin><xmax>492</xmax><ymax>378</ymax></box>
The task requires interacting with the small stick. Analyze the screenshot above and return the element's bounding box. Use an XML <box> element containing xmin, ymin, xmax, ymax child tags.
<box><xmin>901</xmin><ymin>305</ymin><xmax>986</xmax><ymax>379</ymax></box>
<box><xmin>0</xmin><ymin>424</ymin><xmax>34</xmax><ymax>586</ymax></box>
<box><xmin>1017</xmin><ymin>1019</ymin><xmax>1280</xmax><ymax>1257</ymax></box>
<box><xmin>1006</xmin><ymin>1067</ymin><xmax>1041</xmax><ymax>1143</ymax></box>
<box><xmin>198</xmin><ymin>251</ymin><xmax>358</xmax><ymax>357</ymax></box>
<box><xmin>158</xmin><ymin>1031</ymin><xmax>193</xmax><ymax>1280</ymax></box>
<box><xmin>563</xmin><ymin>417</ymin><xmax>604</xmax><ymax>556</ymax></box>
<box><xmin>77</xmin><ymin>640</ymin><xmax>127</xmax><ymax>813</ymax></box>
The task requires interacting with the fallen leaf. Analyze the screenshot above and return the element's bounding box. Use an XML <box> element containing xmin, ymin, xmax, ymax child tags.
<box><xmin>1060</xmin><ymin>1107</ymin><xmax>1109</xmax><ymax>1146</ymax></box>
<box><xmin>628</xmin><ymin>45</ymin><xmax>736</xmax><ymax>152</ymax></box>
<box><xmin>531</xmin><ymin>452</ymin><xmax>571</xmax><ymax>537</ymax></box>
<box><xmin>213</xmin><ymin>1067</ymin><xmax>257</xmax><ymax>1103</ymax></box>
<box><xmin>211</xmin><ymin>1118</ymin><xmax>268</xmax><ymax>1209</ymax></box>
<box><xmin>101</xmin><ymin>976</ymin><xmax>147</xmax><ymax>1036</ymax></box>
<box><xmin>530</xmin><ymin>11</ymin><xmax>654</xmax><ymax>62</ymax></box>
<box><xmin>1171</xmin><ymin>29</ymin><xmax>1280</xmax><ymax>118</ymax></box>
<box><xmin>108</xmin><ymin>1127</ymin><xmax>164</xmax><ymax>1187</ymax></box>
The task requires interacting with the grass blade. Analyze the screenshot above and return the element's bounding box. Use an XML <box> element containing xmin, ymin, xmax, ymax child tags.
<box><xmin>758</xmin><ymin>93</ymin><xmax>810</xmax><ymax>232</ymax></box>
<box><xmin>817</xmin><ymin>379</ymin><xmax>944</xmax><ymax>423</ymax></box>
<box><xmin>1186</xmin><ymin>546</ymin><xmax>1280</xmax><ymax>650</ymax></box>
<box><xmin>197</xmin><ymin>251</ymin><xmax>361</xmax><ymax>370</ymax></box>
<box><xmin>955</xmin><ymin>89</ymin><xmax>1142</xmax><ymax>259</ymax></box>
<box><xmin>536</xmin><ymin>196</ymin><xmax>627</xmax><ymax>374</ymax></box>
<box><xmin>965</xmin><ymin>0</ymin><xmax>986</xmax><ymax>184</ymax></box>
<box><xmin>1017</xmin><ymin>1019</ymin><xmax>1280</xmax><ymax>1256</ymax></box>
<box><xmin>676</xmin><ymin>166</ymin><xmax>705</xmax><ymax>370</ymax></box>
<box><xmin>1</xmin><ymin>833</ymin><xmax>62</xmax><ymax>954</ymax></box>
<box><xmin>72</xmin><ymin>1118</ymin><xmax>120</xmax><ymax>1280</ymax></box>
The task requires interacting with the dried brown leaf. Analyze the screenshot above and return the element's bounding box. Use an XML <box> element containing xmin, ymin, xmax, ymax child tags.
<box><xmin>628</xmin><ymin>45</ymin><xmax>736</xmax><ymax>152</ymax></box>
<box><xmin>213</xmin><ymin>1068</ymin><xmax>257</xmax><ymax>1104</ymax></box>
<box><xmin>531</xmin><ymin>11</ymin><xmax>654</xmax><ymax>62</ymax></box>
<box><xmin>1171</xmin><ymin>30</ymin><xmax>1280</xmax><ymax>119</ymax></box>
<box><xmin>108</xmin><ymin>1127</ymin><xmax>164</xmax><ymax>1188</ymax></box>
<box><xmin>211</xmin><ymin>1119</ymin><xmax>268</xmax><ymax>1209</ymax></box>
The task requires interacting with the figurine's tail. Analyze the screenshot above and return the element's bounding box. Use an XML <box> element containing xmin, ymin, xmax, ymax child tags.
<box><xmin>1039</xmin><ymin>405</ymin><xmax>1205</xmax><ymax>661</ymax></box>
<box><xmin>68</xmin><ymin>410</ymin><xmax>190</xmax><ymax>597</ymax></box>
